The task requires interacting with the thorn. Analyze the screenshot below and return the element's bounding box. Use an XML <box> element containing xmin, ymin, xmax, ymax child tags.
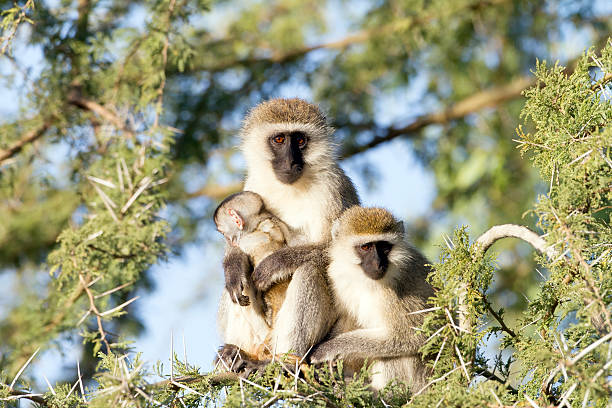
<box><xmin>9</xmin><ymin>348</ymin><xmax>40</xmax><ymax>390</ymax></box>
<box><xmin>42</xmin><ymin>374</ymin><xmax>56</xmax><ymax>396</ymax></box>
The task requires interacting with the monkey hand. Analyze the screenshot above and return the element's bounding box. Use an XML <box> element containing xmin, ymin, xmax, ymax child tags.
<box><xmin>226</xmin><ymin>272</ymin><xmax>250</xmax><ymax>306</ymax></box>
<box><xmin>253</xmin><ymin>245</ymin><xmax>318</xmax><ymax>291</ymax></box>
<box><xmin>252</xmin><ymin>252</ymin><xmax>288</xmax><ymax>291</ymax></box>
<box><xmin>223</xmin><ymin>246</ymin><xmax>252</xmax><ymax>306</ymax></box>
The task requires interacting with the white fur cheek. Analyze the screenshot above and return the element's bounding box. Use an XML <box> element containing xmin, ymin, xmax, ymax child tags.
<box><xmin>327</xmin><ymin>248</ymin><xmax>388</xmax><ymax>330</ymax></box>
<box><xmin>241</xmin><ymin>131</ymin><xmax>272</xmax><ymax>171</ymax></box>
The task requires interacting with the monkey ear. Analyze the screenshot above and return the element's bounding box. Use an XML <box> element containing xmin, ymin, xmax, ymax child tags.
<box><xmin>331</xmin><ymin>219</ymin><xmax>341</xmax><ymax>240</ymax></box>
<box><xmin>227</xmin><ymin>208</ymin><xmax>244</xmax><ymax>230</ymax></box>
<box><xmin>395</xmin><ymin>221</ymin><xmax>405</xmax><ymax>234</ymax></box>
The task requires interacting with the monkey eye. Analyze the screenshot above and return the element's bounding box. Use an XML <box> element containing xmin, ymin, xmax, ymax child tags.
<box><xmin>296</xmin><ymin>135</ymin><xmax>307</xmax><ymax>147</ymax></box>
<box><xmin>273</xmin><ymin>134</ymin><xmax>286</xmax><ymax>144</ymax></box>
<box><xmin>360</xmin><ymin>243</ymin><xmax>373</xmax><ymax>251</ymax></box>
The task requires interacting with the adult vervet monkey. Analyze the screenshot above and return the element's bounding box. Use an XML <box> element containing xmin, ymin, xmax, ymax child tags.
<box><xmin>219</xmin><ymin>98</ymin><xmax>360</xmax><ymax>366</ymax></box>
<box><xmin>309</xmin><ymin>207</ymin><xmax>434</xmax><ymax>391</ymax></box>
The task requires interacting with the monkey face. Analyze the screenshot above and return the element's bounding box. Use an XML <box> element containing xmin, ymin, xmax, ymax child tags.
<box><xmin>354</xmin><ymin>241</ymin><xmax>393</xmax><ymax>280</ymax></box>
<box><xmin>267</xmin><ymin>131</ymin><xmax>308</xmax><ymax>184</ymax></box>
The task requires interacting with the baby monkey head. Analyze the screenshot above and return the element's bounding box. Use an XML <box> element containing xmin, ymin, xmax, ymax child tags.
<box><xmin>213</xmin><ymin>191</ymin><xmax>265</xmax><ymax>246</ymax></box>
<box><xmin>332</xmin><ymin>207</ymin><xmax>405</xmax><ymax>281</ymax></box>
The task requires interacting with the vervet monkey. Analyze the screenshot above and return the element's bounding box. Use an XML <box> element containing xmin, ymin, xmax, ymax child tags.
<box><xmin>309</xmin><ymin>207</ymin><xmax>434</xmax><ymax>391</ymax></box>
<box><xmin>220</xmin><ymin>98</ymin><xmax>360</xmax><ymax>366</ymax></box>
<box><xmin>214</xmin><ymin>191</ymin><xmax>291</xmax><ymax>352</ymax></box>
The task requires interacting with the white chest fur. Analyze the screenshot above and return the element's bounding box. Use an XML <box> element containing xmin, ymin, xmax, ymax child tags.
<box><xmin>328</xmin><ymin>257</ymin><xmax>388</xmax><ymax>330</ymax></box>
<box><xmin>245</xmin><ymin>175</ymin><xmax>332</xmax><ymax>243</ymax></box>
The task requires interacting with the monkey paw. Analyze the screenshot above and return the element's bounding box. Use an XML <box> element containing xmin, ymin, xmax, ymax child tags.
<box><xmin>224</xmin><ymin>269</ymin><xmax>250</xmax><ymax>306</ymax></box>
<box><xmin>223</xmin><ymin>248</ymin><xmax>252</xmax><ymax>306</ymax></box>
<box><xmin>252</xmin><ymin>252</ymin><xmax>285</xmax><ymax>291</ymax></box>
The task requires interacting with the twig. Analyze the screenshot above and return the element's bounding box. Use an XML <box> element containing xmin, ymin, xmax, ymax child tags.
<box><xmin>1</xmin><ymin>389</ymin><xmax>45</xmax><ymax>405</ymax></box>
<box><xmin>99</xmin><ymin>296</ymin><xmax>140</xmax><ymax>317</ymax></box>
<box><xmin>79</xmin><ymin>274</ymin><xmax>112</xmax><ymax>353</ymax></box>
<box><xmin>483</xmin><ymin>297</ymin><xmax>517</xmax><ymax>338</ymax></box>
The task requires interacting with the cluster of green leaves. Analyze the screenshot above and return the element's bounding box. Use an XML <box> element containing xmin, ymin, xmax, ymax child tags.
<box><xmin>0</xmin><ymin>0</ymin><xmax>197</xmax><ymax>401</ymax></box>
<box><xmin>0</xmin><ymin>0</ymin><xmax>34</xmax><ymax>55</ymax></box>
<box><xmin>409</xmin><ymin>41</ymin><xmax>612</xmax><ymax>407</ymax></box>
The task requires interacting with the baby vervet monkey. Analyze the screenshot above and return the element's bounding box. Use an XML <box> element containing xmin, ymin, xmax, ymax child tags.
<box><xmin>214</xmin><ymin>191</ymin><xmax>292</xmax><ymax>361</ymax></box>
<box><xmin>309</xmin><ymin>206</ymin><xmax>434</xmax><ymax>392</ymax></box>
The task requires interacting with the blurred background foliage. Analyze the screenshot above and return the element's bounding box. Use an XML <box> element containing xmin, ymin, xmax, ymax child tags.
<box><xmin>0</xmin><ymin>0</ymin><xmax>610</xmax><ymax>388</ymax></box>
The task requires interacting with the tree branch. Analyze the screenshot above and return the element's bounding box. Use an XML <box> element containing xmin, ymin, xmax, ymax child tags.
<box><xmin>340</xmin><ymin>76</ymin><xmax>535</xmax><ymax>158</ymax></box>
<box><xmin>0</xmin><ymin>121</ymin><xmax>52</xmax><ymax>165</ymax></box>
<box><xmin>185</xmin><ymin>181</ymin><xmax>243</xmax><ymax>200</ymax></box>
<box><xmin>146</xmin><ymin>372</ymin><xmax>239</xmax><ymax>390</ymax></box>
<box><xmin>68</xmin><ymin>91</ymin><xmax>135</xmax><ymax>138</ymax></box>
<box><xmin>475</xmin><ymin>224</ymin><xmax>557</xmax><ymax>258</ymax></box>
<box><xmin>179</xmin><ymin>0</ymin><xmax>511</xmax><ymax>74</ymax></box>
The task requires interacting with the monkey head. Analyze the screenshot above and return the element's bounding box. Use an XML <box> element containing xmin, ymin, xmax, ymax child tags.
<box><xmin>214</xmin><ymin>191</ymin><xmax>265</xmax><ymax>246</ymax></box>
<box><xmin>330</xmin><ymin>207</ymin><xmax>407</xmax><ymax>283</ymax></box>
<box><xmin>240</xmin><ymin>98</ymin><xmax>335</xmax><ymax>185</ymax></box>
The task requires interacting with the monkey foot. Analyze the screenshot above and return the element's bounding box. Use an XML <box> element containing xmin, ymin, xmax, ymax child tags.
<box><xmin>215</xmin><ymin>344</ymin><xmax>269</xmax><ymax>377</ymax></box>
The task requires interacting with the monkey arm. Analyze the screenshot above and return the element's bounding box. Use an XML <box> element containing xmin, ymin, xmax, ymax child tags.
<box><xmin>251</xmin><ymin>244</ymin><xmax>327</xmax><ymax>292</ymax></box>
<box><xmin>223</xmin><ymin>245</ymin><xmax>253</xmax><ymax>306</ymax></box>
<box><xmin>309</xmin><ymin>328</ymin><xmax>424</xmax><ymax>364</ymax></box>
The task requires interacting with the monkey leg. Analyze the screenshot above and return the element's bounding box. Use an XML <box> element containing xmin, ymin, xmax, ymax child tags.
<box><xmin>369</xmin><ymin>356</ymin><xmax>430</xmax><ymax>392</ymax></box>
<box><xmin>271</xmin><ymin>262</ymin><xmax>335</xmax><ymax>356</ymax></box>
<box><xmin>217</xmin><ymin>291</ymin><xmax>271</xmax><ymax>355</ymax></box>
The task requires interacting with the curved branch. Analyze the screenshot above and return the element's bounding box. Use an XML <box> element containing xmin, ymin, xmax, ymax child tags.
<box><xmin>475</xmin><ymin>224</ymin><xmax>557</xmax><ymax>258</ymax></box>
<box><xmin>458</xmin><ymin>224</ymin><xmax>556</xmax><ymax>333</ymax></box>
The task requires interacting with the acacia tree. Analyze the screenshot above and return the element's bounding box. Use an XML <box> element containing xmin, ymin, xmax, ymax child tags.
<box><xmin>0</xmin><ymin>0</ymin><xmax>610</xmax><ymax>406</ymax></box>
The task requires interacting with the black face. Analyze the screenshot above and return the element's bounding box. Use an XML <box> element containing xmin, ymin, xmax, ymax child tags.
<box><xmin>268</xmin><ymin>131</ymin><xmax>308</xmax><ymax>184</ymax></box>
<box><xmin>355</xmin><ymin>241</ymin><xmax>393</xmax><ymax>280</ymax></box>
